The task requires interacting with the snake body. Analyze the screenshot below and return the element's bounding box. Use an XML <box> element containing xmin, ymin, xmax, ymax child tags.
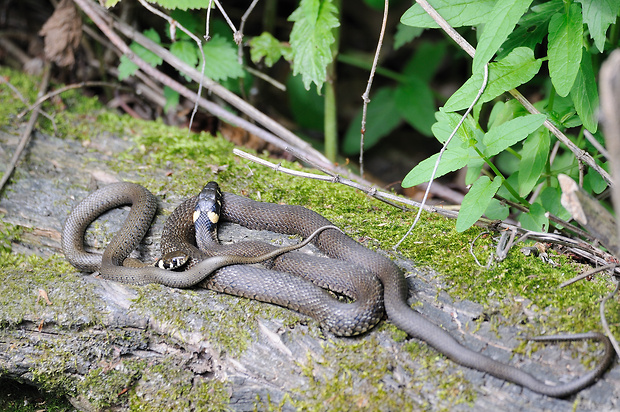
<box><xmin>62</xmin><ymin>182</ymin><xmax>614</xmax><ymax>397</ymax></box>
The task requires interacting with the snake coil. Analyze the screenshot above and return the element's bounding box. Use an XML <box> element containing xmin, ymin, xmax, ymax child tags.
<box><xmin>62</xmin><ymin>182</ymin><xmax>615</xmax><ymax>397</ymax></box>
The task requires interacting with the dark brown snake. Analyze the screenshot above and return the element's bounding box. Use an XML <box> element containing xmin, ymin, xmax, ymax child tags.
<box><xmin>61</xmin><ymin>182</ymin><xmax>615</xmax><ymax>397</ymax></box>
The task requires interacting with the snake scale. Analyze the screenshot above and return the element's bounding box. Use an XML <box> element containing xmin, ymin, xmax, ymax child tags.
<box><xmin>62</xmin><ymin>181</ymin><xmax>614</xmax><ymax>397</ymax></box>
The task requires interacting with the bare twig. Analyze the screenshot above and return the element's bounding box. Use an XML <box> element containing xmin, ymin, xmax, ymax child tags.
<box><xmin>238</xmin><ymin>0</ymin><xmax>260</xmax><ymax>65</ymax></box>
<box><xmin>16</xmin><ymin>81</ymin><xmax>126</xmax><ymax>119</ymax></box>
<box><xmin>600</xmin><ymin>278</ymin><xmax>620</xmax><ymax>359</ymax></box>
<box><xmin>0</xmin><ymin>65</ymin><xmax>51</xmax><ymax>194</ymax></box>
<box><xmin>584</xmin><ymin>129</ymin><xmax>609</xmax><ymax>160</ymax></box>
<box><xmin>359</xmin><ymin>0</ymin><xmax>389</xmax><ymax>177</ymax></box>
<box><xmin>559</xmin><ymin>263</ymin><xmax>618</xmax><ymax>289</ymax></box>
<box><xmin>394</xmin><ymin>63</ymin><xmax>489</xmax><ymax>250</ymax></box>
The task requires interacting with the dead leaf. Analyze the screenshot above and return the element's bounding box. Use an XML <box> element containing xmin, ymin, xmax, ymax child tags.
<box><xmin>39</xmin><ymin>0</ymin><xmax>82</xmax><ymax>67</ymax></box>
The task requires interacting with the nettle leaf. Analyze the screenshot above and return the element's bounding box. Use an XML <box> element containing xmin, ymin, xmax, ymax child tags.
<box><xmin>202</xmin><ymin>35</ymin><xmax>244</xmax><ymax>82</ymax></box>
<box><xmin>548</xmin><ymin>3</ymin><xmax>584</xmax><ymax>97</ymax></box>
<box><xmin>570</xmin><ymin>49</ymin><xmax>599</xmax><ymax>133</ymax></box>
<box><xmin>401</xmin><ymin>0</ymin><xmax>495</xmax><ymax>28</ymax></box>
<box><xmin>456</xmin><ymin>175</ymin><xmax>502</xmax><ymax>232</ymax></box>
<box><xmin>483</xmin><ymin>114</ymin><xmax>546</xmax><ymax>157</ymax></box>
<box><xmin>170</xmin><ymin>40</ymin><xmax>198</xmax><ymax>81</ymax></box>
<box><xmin>472</xmin><ymin>0</ymin><xmax>534</xmax><ymax>73</ymax></box>
<box><xmin>518</xmin><ymin>128</ymin><xmax>550</xmax><ymax>196</ymax></box>
<box><xmin>519</xmin><ymin>202</ymin><xmax>548</xmax><ymax>232</ymax></box>
<box><xmin>289</xmin><ymin>0</ymin><xmax>340</xmax><ymax>91</ymax></box>
<box><xmin>402</xmin><ymin>147</ymin><xmax>469</xmax><ymax>188</ymax></box>
<box><xmin>249</xmin><ymin>32</ymin><xmax>292</xmax><ymax>67</ymax></box>
<box><xmin>117</xmin><ymin>29</ymin><xmax>163</xmax><ymax>80</ymax></box>
<box><xmin>342</xmin><ymin>88</ymin><xmax>401</xmax><ymax>155</ymax></box>
<box><xmin>394</xmin><ymin>76</ymin><xmax>435</xmax><ymax>136</ymax></box>
<box><xmin>445</xmin><ymin>47</ymin><xmax>541</xmax><ymax>112</ymax></box>
<box><xmin>576</xmin><ymin>0</ymin><xmax>620</xmax><ymax>53</ymax></box>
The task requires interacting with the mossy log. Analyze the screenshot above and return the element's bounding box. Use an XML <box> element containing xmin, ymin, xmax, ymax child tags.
<box><xmin>1</xmin><ymin>127</ymin><xmax>618</xmax><ymax>411</ymax></box>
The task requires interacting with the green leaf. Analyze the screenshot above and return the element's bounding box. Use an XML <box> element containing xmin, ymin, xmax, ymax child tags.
<box><xmin>497</xmin><ymin>0</ymin><xmax>563</xmax><ymax>60</ymax></box>
<box><xmin>394</xmin><ymin>23</ymin><xmax>423</xmax><ymax>50</ymax></box>
<box><xmin>402</xmin><ymin>148</ymin><xmax>470</xmax><ymax>188</ymax></box>
<box><xmin>569</xmin><ymin>49</ymin><xmax>599</xmax><ymax>133</ymax></box>
<box><xmin>456</xmin><ymin>176</ymin><xmax>502</xmax><ymax>232</ymax></box>
<box><xmin>547</xmin><ymin>4</ymin><xmax>584</xmax><ymax>97</ymax></box>
<box><xmin>576</xmin><ymin>0</ymin><xmax>620</xmax><ymax>53</ymax></box>
<box><xmin>445</xmin><ymin>47</ymin><xmax>542</xmax><ymax>112</ymax></box>
<box><xmin>403</xmin><ymin>41</ymin><xmax>447</xmax><ymax>82</ymax></box>
<box><xmin>202</xmin><ymin>35</ymin><xmax>244</xmax><ymax>82</ymax></box>
<box><xmin>472</xmin><ymin>0</ymin><xmax>534</xmax><ymax>73</ymax></box>
<box><xmin>401</xmin><ymin>0</ymin><xmax>496</xmax><ymax>28</ymax></box>
<box><xmin>117</xmin><ymin>55</ymin><xmax>138</xmax><ymax>81</ymax></box>
<box><xmin>117</xmin><ymin>29</ymin><xmax>163</xmax><ymax>81</ymax></box>
<box><xmin>249</xmin><ymin>32</ymin><xmax>292</xmax><ymax>67</ymax></box>
<box><xmin>518</xmin><ymin>202</ymin><xmax>549</xmax><ymax>232</ymax></box>
<box><xmin>518</xmin><ymin>128</ymin><xmax>549</xmax><ymax>196</ymax></box>
<box><xmin>431</xmin><ymin>109</ymin><xmax>479</xmax><ymax>144</ymax></box>
<box><xmin>394</xmin><ymin>76</ymin><xmax>435</xmax><ymax>136</ymax></box>
<box><xmin>540</xmin><ymin>185</ymin><xmax>571</xmax><ymax>222</ymax></box>
<box><xmin>163</xmin><ymin>86</ymin><xmax>179</xmax><ymax>114</ymax></box>
<box><xmin>287</xmin><ymin>73</ymin><xmax>324</xmax><ymax>131</ymax></box>
<box><xmin>289</xmin><ymin>0</ymin><xmax>340</xmax><ymax>91</ymax></box>
<box><xmin>170</xmin><ymin>40</ymin><xmax>198</xmax><ymax>81</ymax></box>
<box><xmin>342</xmin><ymin>88</ymin><xmax>401</xmax><ymax>155</ymax></box>
<box><xmin>584</xmin><ymin>169</ymin><xmax>608</xmax><ymax>194</ymax></box>
<box><xmin>483</xmin><ymin>114</ymin><xmax>546</xmax><ymax>157</ymax></box>
<box><xmin>146</xmin><ymin>0</ymin><xmax>210</xmax><ymax>10</ymax></box>
<box><xmin>484</xmin><ymin>198</ymin><xmax>510</xmax><ymax>220</ymax></box>
<box><xmin>168</xmin><ymin>10</ymin><xmax>203</xmax><ymax>41</ymax></box>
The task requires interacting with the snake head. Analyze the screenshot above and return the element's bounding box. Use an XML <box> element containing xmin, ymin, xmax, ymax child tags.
<box><xmin>194</xmin><ymin>181</ymin><xmax>223</xmax><ymax>247</ymax></box>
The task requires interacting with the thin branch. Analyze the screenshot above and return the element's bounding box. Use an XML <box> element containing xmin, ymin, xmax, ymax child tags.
<box><xmin>212</xmin><ymin>0</ymin><xmax>242</xmax><ymax>44</ymax></box>
<box><xmin>0</xmin><ymin>65</ymin><xmax>51</xmax><ymax>194</ymax></box>
<box><xmin>559</xmin><ymin>263</ymin><xmax>618</xmax><ymax>288</ymax></box>
<box><xmin>16</xmin><ymin>81</ymin><xmax>127</xmax><ymax>119</ymax></box>
<box><xmin>394</xmin><ymin>63</ymin><xmax>489</xmax><ymax>250</ymax></box>
<box><xmin>359</xmin><ymin>0</ymin><xmax>389</xmax><ymax>176</ymax></box>
<box><xmin>600</xmin><ymin>278</ymin><xmax>620</xmax><ymax>360</ymax></box>
<box><xmin>237</xmin><ymin>0</ymin><xmax>260</xmax><ymax>65</ymax></box>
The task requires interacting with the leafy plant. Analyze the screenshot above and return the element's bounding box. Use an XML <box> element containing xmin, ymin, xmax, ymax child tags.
<box><xmin>401</xmin><ymin>0</ymin><xmax>619</xmax><ymax>232</ymax></box>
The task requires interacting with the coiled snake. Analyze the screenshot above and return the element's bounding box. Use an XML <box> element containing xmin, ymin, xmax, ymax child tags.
<box><xmin>62</xmin><ymin>181</ymin><xmax>614</xmax><ymax>397</ymax></box>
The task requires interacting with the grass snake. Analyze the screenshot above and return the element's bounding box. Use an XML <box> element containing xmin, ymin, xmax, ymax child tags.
<box><xmin>62</xmin><ymin>181</ymin><xmax>614</xmax><ymax>397</ymax></box>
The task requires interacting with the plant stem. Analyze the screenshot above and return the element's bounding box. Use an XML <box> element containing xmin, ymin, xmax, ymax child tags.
<box><xmin>473</xmin><ymin>146</ymin><xmax>530</xmax><ymax>207</ymax></box>
<box><xmin>324</xmin><ymin>0</ymin><xmax>341</xmax><ymax>162</ymax></box>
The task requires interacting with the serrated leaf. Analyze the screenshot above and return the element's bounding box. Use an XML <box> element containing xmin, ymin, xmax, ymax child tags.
<box><xmin>518</xmin><ymin>202</ymin><xmax>548</xmax><ymax>232</ymax></box>
<box><xmin>445</xmin><ymin>47</ymin><xmax>541</xmax><ymax>112</ymax></box>
<box><xmin>576</xmin><ymin>0</ymin><xmax>620</xmax><ymax>53</ymax></box>
<box><xmin>249</xmin><ymin>32</ymin><xmax>292</xmax><ymax>67</ymax></box>
<box><xmin>402</xmin><ymin>148</ymin><xmax>470</xmax><ymax>188</ymax></box>
<box><xmin>473</xmin><ymin>0</ymin><xmax>534</xmax><ymax>73</ymax></box>
<box><xmin>394</xmin><ymin>76</ymin><xmax>435</xmax><ymax>136</ymax></box>
<box><xmin>401</xmin><ymin>0</ymin><xmax>496</xmax><ymax>28</ymax></box>
<box><xmin>202</xmin><ymin>35</ymin><xmax>243</xmax><ymax>82</ymax></box>
<box><xmin>483</xmin><ymin>114</ymin><xmax>546</xmax><ymax>157</ymax></box>
<box><xmin>548</xmin><ymin>4</ymin><xmax>584</xmax><ymax>97</ymax></box>
<box><xmin>170</xmin><ymin>40</ymin><xmax>198</xmax><ymax>81</ymax></box>
<box><xmin>456</xmin><ymin>176</ymin><xmax>502</xmax><ymax>232</ymax></box>
<box><xmin>289</xmin><ymin>0</ymin><xmax>340</xmax><ymax>91</ymax></box>
<box><xmin>117</xmin><ymin>55</ymin><xmax>138</xmax><ymax>80</ymax></box>
<box><xmin>342</xmin><ymin>88</ymin><xmax>401</xmax><ymax>155</ymax></box>
<box><xmin>569</xmin><ymin>49</ymin><xmax>598</xmax><ymax>133</ymax></box>
<box><xmin>518</xmin><ymin>128</ymin><xmax>549</xmax><ymax>196</ymax></box>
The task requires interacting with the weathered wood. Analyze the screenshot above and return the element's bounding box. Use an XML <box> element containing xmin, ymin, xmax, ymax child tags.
<box><xmin>0</xmin><ymin>128</ymin><xmax>618</xmax><ymax>411</ymax></box>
